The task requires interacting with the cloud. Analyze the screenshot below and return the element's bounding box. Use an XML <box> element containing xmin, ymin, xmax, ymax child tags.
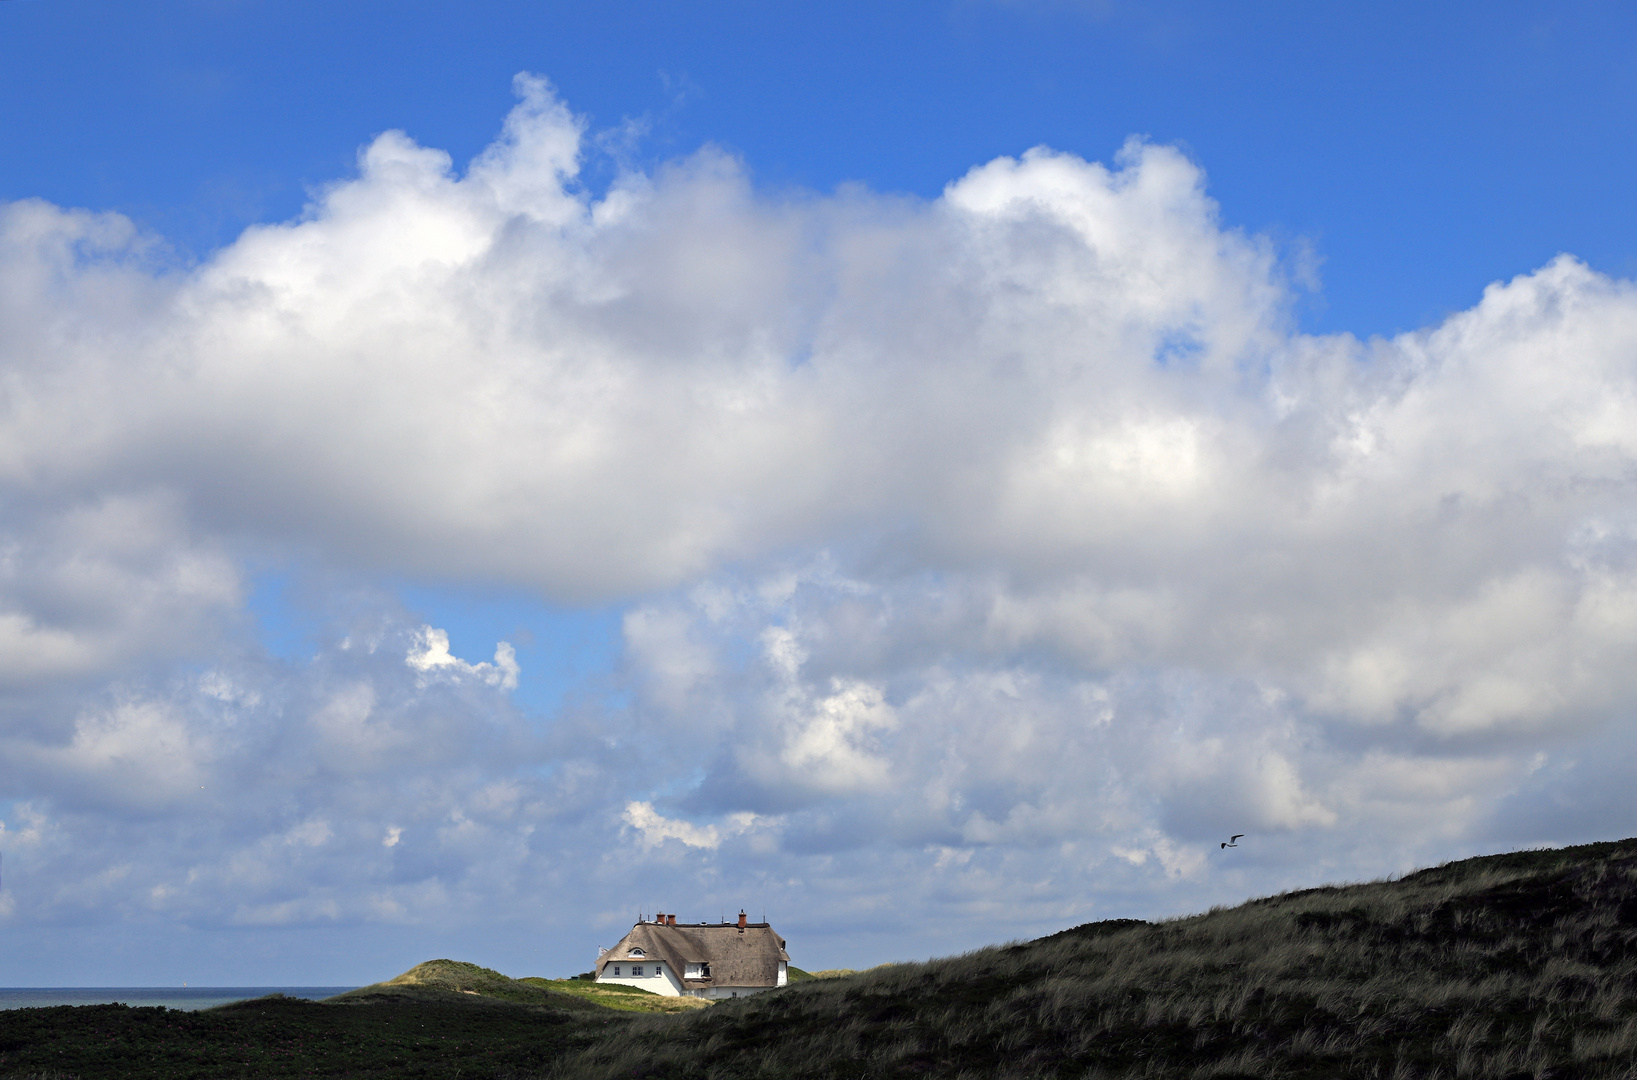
<box><xmin>2</xmin><ymin>74</ymin><xmax>1637</xmax><ymax>976</ymax></box>
<box><xmin>773</xmin><ymin>677</ymin><xmax>897</xmax><ymax>794</ymax></box>
<box><xmin>625</xmin><ymin>802</ymin><xmax>722</xmax><ymax>850</ymax></box>
<box><xmin>0</xmin><ymin>495</ymin><xmax>240</xmax><ymax>691</ymax></box>
<box><xmin>622</xmin><ymin>801</ymin><xmax>774</xmax><ymax>853</ymax></box>
<box><xmin>405</xmin><ymin>626</ymin><xmax>519</xmax><ymax>690</ymax></box>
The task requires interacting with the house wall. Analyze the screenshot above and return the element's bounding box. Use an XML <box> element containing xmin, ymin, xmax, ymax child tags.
<box><xmin>596</xmin><ymin>961</ymin><xmax>684</xmax><ymax>997</ymax></box>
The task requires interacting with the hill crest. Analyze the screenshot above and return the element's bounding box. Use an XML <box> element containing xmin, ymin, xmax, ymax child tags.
<box><xmin>550</xmin><ymin>837</ymin><xmax>1637</xmax><ymax>1079</ymax></box>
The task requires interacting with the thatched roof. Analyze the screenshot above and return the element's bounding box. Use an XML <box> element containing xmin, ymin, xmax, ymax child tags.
<box><xmin>598</xmin><ymin>921</ymin><xmax>790</xmax><ymax>990</ymax></box>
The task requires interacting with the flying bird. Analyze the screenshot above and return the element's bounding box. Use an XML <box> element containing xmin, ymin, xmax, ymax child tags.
<box><xmin>1221</xmin><ymin>834</ymin><xmax>1244</xmax><ymax>849</ymax></box>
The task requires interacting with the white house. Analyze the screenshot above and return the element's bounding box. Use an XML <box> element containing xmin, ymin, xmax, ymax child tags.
<box><xmin>596</xmin><ymin>910</ymin><xmax>791</xmax><ymax>999</ymax></box>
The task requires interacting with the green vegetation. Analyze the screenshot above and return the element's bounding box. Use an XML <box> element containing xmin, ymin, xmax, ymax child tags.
<box><xmin>335</xmin><ymin>959</ymin><xmax>604</xmax><ymax>1010</ymax></box>
<box><xmin>549</xmin><ymin>839</ymin><xmax>1637</xmax><ymax>1079</ymax></box>
<box><xmin>0</xmin><ymin>990</ymin><xmax>600</xmax><ymax>1078</ymax></box>
<box><xmin>10</xmin><ymin>838</ymin><xmax>1637</xmax><ymax>1077</ymax></box>
<box><xmin>515</xmin><ymin>977</ymin><xmax>708</xmax><ymax>1013</ymax></box>
<box><xmin>792</xmin><ymin>966</ymin><xmax>891</xmax><ymax>981</ymax></box>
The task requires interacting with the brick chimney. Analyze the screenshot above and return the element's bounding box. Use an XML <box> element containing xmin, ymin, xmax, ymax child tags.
<box><xmin>737</xmin><ymin>910</ymin><xmax>747</xmax><ymax>929</ymax></box>
<box><xmin>667</xmin><ymin>914</ymin><xmax>677</xmax><ymax>926</ymax></box>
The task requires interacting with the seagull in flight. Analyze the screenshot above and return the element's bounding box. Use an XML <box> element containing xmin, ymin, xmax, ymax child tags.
<box><xmin>1221</xmin><ymin>834</ymin><xmax>1244</xmax><ymax>849</ymax></box>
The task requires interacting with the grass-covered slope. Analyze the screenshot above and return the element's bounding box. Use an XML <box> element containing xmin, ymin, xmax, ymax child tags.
<box><xmin>332</xmin><ymin>958</ymin><xmax>599</xmax><ymax>1009</ymax></box>
<box><xmin>336</xmin><ymin>958</ymin><xmax>703</xmax><ymax>1013</ymax></box>
<box><xmin>11</xmin><ymin>839</ymin><xmax>1637</xmax><ymax>1079</ymax></box>
<box><xmin>549</xmin><ymin>838</ymin><xmax>1637</xmax><ymax>1079</ymax></box>
<box><xmin>517</xmin><ymin>976</ymin><xmax>709</xmax><ymax>1013</ymax></box>
<box><xmin>0</xmin><ymin>961</ymin><xmax>623</xmax><ymax>1079</ymax></box>
<box><xmin>0</xmin><ymin>990</ymin><xmax>602</xmax><ymax>1079</ymax></box>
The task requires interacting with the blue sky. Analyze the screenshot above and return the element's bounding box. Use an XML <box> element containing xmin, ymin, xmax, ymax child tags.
<box><xmin>5</xmin><ymin>1</ymin><xmax>1635</xmax><ymax>337</ymax></box>
<box><xmin>3</xmin><ymin>0</ymin><xmax>1637</xmax><ymax>987</ymax></box>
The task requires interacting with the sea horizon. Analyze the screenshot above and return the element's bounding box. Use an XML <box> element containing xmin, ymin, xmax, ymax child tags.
<box><xmin>0</xmin><ymin>987</ymin><xmax>360</xmax><ymax>1012</ymax></box>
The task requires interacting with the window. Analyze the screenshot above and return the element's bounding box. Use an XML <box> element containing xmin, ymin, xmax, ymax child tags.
<box><xmin>630</xmin><ymin>948</ymin><xmax>645</xmax><ymax>958</ymax></box>
<box><xmin>631</xmin><ymin>966</ymin><xmax>644</xmax><ymax>977</ymax></box>
<box><xmin>612</xmin><ymin>966</ymin><xmax>621</xmax><ymax>977</ymax></box>
<box><xmin>653</xmin><ymin>965</ymin><xmax>662</xmax><ymax>976</ymax></box>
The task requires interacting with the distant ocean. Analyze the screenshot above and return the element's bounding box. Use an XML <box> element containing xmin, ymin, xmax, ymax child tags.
<box><xmin>0</xmin><ymin>987</ymin><xmax>358</xmax><ymax>1011</ymax></box>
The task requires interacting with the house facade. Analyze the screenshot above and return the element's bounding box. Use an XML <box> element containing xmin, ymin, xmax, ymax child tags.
<box><xmin>595</xmin><ymin>910</ymin><xmax>790</xmax><ymax>999</ymax></box>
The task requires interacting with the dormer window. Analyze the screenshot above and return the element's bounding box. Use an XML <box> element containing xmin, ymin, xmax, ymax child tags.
<box><xmin>629</xmin><ymin>948</ymin><xmax>646</xmax><ymax>958</ymax></box>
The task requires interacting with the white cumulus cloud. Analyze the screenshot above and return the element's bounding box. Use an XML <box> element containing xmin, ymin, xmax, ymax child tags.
<box><xmin>1</xmin><ymin>74</ymin><xmax>1637</xmax><ymax>978</ymax></box>
<box><xmin>405</xmin><ymin>626</ymin><xmax>520</xmax><ymax>690</ymax></box>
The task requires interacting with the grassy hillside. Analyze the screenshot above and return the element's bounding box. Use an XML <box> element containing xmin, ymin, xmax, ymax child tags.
<box><xmin>332</xmin><ymin>958</ymin><xmax>702</xmax><ymax>1014</ymax></box>
<box><xmin>10</xmin><ymin>839</ymin><xmax>1637</xmax><ymax>1078</ymax></box>
<box><xmin>516</xmin><ymin>977</ymin><xmax>708</xmax><ymax>1013</ymax></box>
<box><xmin>547</xmin><ymin>838</ymin><xmax>1637</xmax><ymax>1079</ymax></box>
<box><xmin>0</xmin><ymin>988</ymin><xmax>601</xmax><ymax>1079</ymax></box>
<box><xmin>332</xmin><ymin>959</ymin><xmax>601</xmax><ymax>1010</ymax></box>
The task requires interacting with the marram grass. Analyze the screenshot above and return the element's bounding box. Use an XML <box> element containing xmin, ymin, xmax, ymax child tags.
<box><xmin>9</xmin><ymin>839</ymin><xmax>1637</xmax><ymax>1078</ymax></box>
<box><xmin>548</xmin><ymin>839</ymin><xmax>1637</xmax><ymax>1079</ymax></box>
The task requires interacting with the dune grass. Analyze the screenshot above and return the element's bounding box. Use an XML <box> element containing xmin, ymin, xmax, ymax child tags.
<box><xmin>0</xmin><ymin>959</ymin><xmax>627</xmax><ymax>1078</ymax></box>
<box><xmin>515</xmin><ymin>977</ymin><xmax>709</xmax><ymax>1013</ymax></box>
<box><xmin>0</xmin><ymin>990</ymin><xmax>602</xmax><ymax>1079</ymax></box>
<box><xmin>792</xmin><ymin>965</ymin><xmax>893</xmax><ymax>981</ymax></box>
<box><xmin>12</xmin><ymin>839</ymin><xmax>1637</xmax><ymax>1078</ymax></box>
<box><xmin>332</xmin><ymin>958</ymin><xmax>603</xmax><ymax>1010</ymax></box>
<box><xmin>543</xmin><ymin>838</ymin><xmax>1637</xmax><ymax>1079</ymax></box>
